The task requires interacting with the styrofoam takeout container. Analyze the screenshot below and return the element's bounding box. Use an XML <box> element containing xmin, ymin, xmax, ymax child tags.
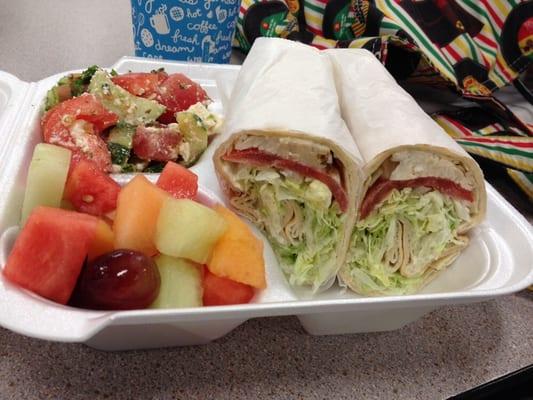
<box><xmin>0</xmin><ymin>57</ymin><xmax>531</xmax><ymax>351</ymax></box>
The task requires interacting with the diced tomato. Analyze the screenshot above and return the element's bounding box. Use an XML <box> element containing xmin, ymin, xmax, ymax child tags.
<box><xmin>42</xmin><ymin>93</ymin><xmax>117</xmax><ymax>136</ymax></box>
<box><xmin>71</xmin><ymin>131</ymin><xmax>114</xmax><ymax>172</ymax></box>
<box><xmin>132</xmin><ymin>124</ymin><xmax>181</xmax><ymax>161</ymax></box>
<box><xmin>111</xmin><ymin>71</ymin><xmax>167</xmax><ymax>98</ymax></box>
<box><xmin>110</xmin><ymin>71</ymin><xmax>209</xmax><ymax>124</ymax></box>
<box><xmin>156</xmin><ymin>161</ymin><xmax>198</xmax><ymax>199</ymax></box>
<box><xmin>202</xmin><ymin>269</ymin><xmax>254</xmax><ymax>306</ymax></box>
<box><xmin>3</xmin><ymin>206</ymin><xmax>99</xmax><ymax>304</ymax></box>
<box><xmin>360</xmin><ymin>177</ymin><xmax>474</xmax><ymax>219</ymax></box>
<box><xmin>41</xmin><ymin>93</ymin><xmax>117</xmax><ymax>171</ymax></box>
<box><xmin>157</xmin><ymin>74</ymin><xmax>210</xmax><ymax>123</ymax></box>
<box><xmin>64</xmin><ymin>159</ymin><xmax>121</xmax><ymax>216</ymax></box>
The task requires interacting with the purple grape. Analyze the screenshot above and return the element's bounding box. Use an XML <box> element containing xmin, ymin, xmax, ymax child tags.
<box><xmin>73</xmin><ymin>249</ymin><xmax>160</xmax><ymax>310</ymax></box>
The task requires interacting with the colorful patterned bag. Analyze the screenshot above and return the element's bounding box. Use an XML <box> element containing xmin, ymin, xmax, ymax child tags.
<box><xmin>234</xmin><ymin>0</ymin><xmax>533</xmax><ymax>201</ymax></box>
<box><xmin>434</xmin><ymin>105</ymin><xmax>533</xmax><ymax>200</ymax></box>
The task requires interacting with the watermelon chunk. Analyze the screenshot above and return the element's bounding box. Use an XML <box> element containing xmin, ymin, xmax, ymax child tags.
<box><xmin>64</xmin><ymin>159</ymin><xmax>121</xmax><ymax>216</ymax></box>
<box><xmin>3</xmin><ymin>207</ymin><xmax>98</xmax><ymax>304</ymax></box>
<box><xmin>156</xmin><ymin>161</ymin><xmax>198</xmax><ymax>199</ymax></box>
<box><xmin>202</xmin><ymin>269</ymin><xmax>254</xmax><ymax>306</ymax></box>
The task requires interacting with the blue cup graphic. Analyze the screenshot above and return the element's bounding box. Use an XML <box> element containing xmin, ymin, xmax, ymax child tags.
<box><xmin>130</xmin><ymin>0</ymin><xmax>240</xmax><ymax>63</ymax></box>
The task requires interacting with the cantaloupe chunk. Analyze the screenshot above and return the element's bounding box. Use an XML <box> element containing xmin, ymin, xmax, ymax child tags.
<box><xmin>207</xmin><ymin>206</ymin><xmax>266</xmax><ymax>289</ymax></box>
<box><xmin>113</xmin><ymin>175</ymin><xmax>169</xmax><ymax>256</ymax></box>
<box><xmin>88</xmin><ymin>220</ymin><xmax>114</xmax><ymax>261</ymax></box>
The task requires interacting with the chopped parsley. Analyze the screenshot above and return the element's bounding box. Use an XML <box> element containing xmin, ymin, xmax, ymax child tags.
<box><xmin>108</xmin><ymin>142</ymin><xmax>131</xmax><ymax>165</ymax></box>
<box><xmin>143</xmin><ymin>162</ymin><xmax>165</xmax><ymax>173</ymax></box>
<box><xmin>72</xmin><ymin>65</ymin><xmax>99</xmax><ymax>96</ymax></box>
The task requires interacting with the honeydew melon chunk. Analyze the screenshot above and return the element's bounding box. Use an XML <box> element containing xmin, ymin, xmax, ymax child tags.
<box><xmin>150</xmin><ymin>255</ymin><xmax>203</xmax><ymax>309</ymax></box>
<box><xmin>155</xmin><ymin>198</ymin><xmax>228</xmax><ymax>264</ymax></box>
<box><xmin>20</xmin><ymin>144</ymin><xmax>71</xmax><ymax>225</ymax></box>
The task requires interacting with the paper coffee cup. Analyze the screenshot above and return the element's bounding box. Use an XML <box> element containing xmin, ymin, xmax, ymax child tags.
<box><xmin>130</xmin><ymin>0</ymin><xmax>240</xmax><ymax>63</ymax></box>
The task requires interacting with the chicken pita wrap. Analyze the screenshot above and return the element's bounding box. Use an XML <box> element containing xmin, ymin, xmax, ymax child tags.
<box><xmin>327</xmin><ymin>49</ymin><xmax>486</xmax><ymax>296</ymax></box>
<box><xmin>214</xmin><ymin>39</ymin><xmax>364</xmax><ymax>292</ymax></box>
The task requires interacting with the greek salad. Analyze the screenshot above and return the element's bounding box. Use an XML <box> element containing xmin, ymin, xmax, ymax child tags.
<box><xmin>42</xmin><ymin>66</ymin><xmax>221</xmax><ymax>173</ymax></box>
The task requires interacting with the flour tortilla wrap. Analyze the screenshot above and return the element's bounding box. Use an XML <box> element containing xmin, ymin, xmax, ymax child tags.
<box><xmin>327</xmin><ymin>49</ymin><xmax>486</xmax><ymax>296</ymax></box>
<box><xmin>214</xmin><ymin>38</ymin><xmax>364</xmax><ymax>292</ymax></box>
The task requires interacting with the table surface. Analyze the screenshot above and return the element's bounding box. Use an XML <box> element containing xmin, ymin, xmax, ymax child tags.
<box><xmin>0</xmin><ymin>1</ymin><xmax>532</xmax><ymax>399</ymax></box>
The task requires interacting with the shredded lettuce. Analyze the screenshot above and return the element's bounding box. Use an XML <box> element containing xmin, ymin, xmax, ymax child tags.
<box><xmin>346</xmin><ymin>188</ymin><xmax>469</xmax><ymax>295</ymax></box>
<box><xmin>233</xmin><ymin>167</ymin><xmax>344</xmax><ymax>290</ymax></box>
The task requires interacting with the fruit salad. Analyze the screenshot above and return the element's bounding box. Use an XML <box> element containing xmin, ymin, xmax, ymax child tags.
<box><xmin>3</xmin><ymin>144</ymin><xmax>266</xmax><ymax>310</ymax></box>
<box><xmin>42</xmin><ymin>66</ymin><xmax>222</xmax><ymax>173</ymax></box>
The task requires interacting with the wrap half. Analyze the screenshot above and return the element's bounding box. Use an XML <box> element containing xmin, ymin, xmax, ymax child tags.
<box><xmin>214</xmin><ymin>38</ymin><xmax>364</xmax><ymax>292</ymax></box>
<box><xmin>327</xmin><ymin>49</ymin><xmax>487</xmax><ymax>296</ymax></box>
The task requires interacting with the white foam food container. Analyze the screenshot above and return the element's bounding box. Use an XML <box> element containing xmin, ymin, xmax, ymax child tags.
<box><xmin>0</xmin><ymin>57</ymin><xmax>531</xmax><ymax>351</ymax></box>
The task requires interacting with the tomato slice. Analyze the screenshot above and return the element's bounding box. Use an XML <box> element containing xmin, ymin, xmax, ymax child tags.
<box><xmin>360</xmin><ymin>177</ymin><xmax>474</xmax><ymax>219</ymax></box>
<box><xmin>132</xmin><ymin>124</ymin><xmax>181</xmax><ymax>161</ymax></box>
<box><xmin>64</xmin><ymin>159</ymin><xmax>121</xmax><ymax>216</ymax></box>
<box><xmin>41</xmin><ymin>93</ymin><xmax>118</xmax><ymax>171</ymax></box>
<box><xmin>111</xmin><ymin>71</ymin><xmax>167</xmax><ymax>98</ymax></box>
<box><xmin>202</xmin><ymin>269</ymin><xmax>255</xmax><ymax>306</ymax></box>
<box><xmin>156</xmin><ymin>161</ymin><xmax>198</xmax><ymax>199</ymax></box>
<box><xmin>222</xmin><ymin>148</ymin><xmax>349</xmax><ymax>213</ymax></box>
<box><xmin>157</xmin><ymin>73</ymin><xmax>210</xmax><ymax>123</ymax></box>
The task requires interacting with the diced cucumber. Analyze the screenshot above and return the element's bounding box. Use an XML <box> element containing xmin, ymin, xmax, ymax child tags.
<box><xmin>20</xmin><ymin>144</ymin><xmax>71</xmax><ymax>225</ymax></box>
<box><xmin>119</xmin><ymin>164</ymin><xmax>136</xmax><ymax>173</ymax></box>
<box><xmin>45</xmin><ymin>86</ymin><xmax>60</xmax><ymax>111</ymax></box>
<box><xmin>44</xmin><ymin>76</ymin><xmax>72</xmax><ymax>111</ymax></box>
<box><xmin>88</xmin><ymin>70</ymin><xmax>165</xmax><ymax>125</ymax></box>
<box><xmin>44</xmin><ymin>66</ymin><xmax>99</xmax><ymax>111</ymax></box>
<box><xmin>71</xmin><ymin>65</ymin><xmax>99</xmax><ymax>96</ymax></box>
<box><xmin>108</xmin><ymin>123</ymin><xmax>136</xmax><ymax>166</ymax></box>
<box><xmin>150</xmin><ymin>255</ymin><xmax>203</xmax><ymax>309</ymax></box>
<box><xmin>108</xmin><ymin>142</ymin><xmax>131</xmax><ymax>166</ymax></box>
<box><xmin>108</xmin><ymin>123</ymin><xmax>136</xmax><ymax>148</ymax></box>
<box><xmin>176</xmin><ymin>111</ymin><xmax>208</xmax><ymax>166</ymax></box>
<box><xmin>155</xmin><ymin>198</ymin><xmax>228</xmax><ymax>264</ymax></box>
<box><xmin>143</xmin><ymin>162</ymin><xmax>165</xmax><ymax>173</ymax></box>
